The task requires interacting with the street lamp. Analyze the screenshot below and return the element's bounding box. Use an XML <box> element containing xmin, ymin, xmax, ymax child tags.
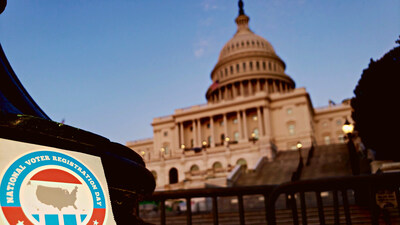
<box><xmin>225</xmin><ymin>137</ymin><xmax>230</xmax><ymax>147</ymax></box>
<box><xmin>342</xmin><ymin>119</ymin><xmax>354</xmax><ymax>136</ymax></box>
<box><xmin>296</xmin><ymin>141</ymin><xmax>303</xmax><ymax>163</ymax></box>
<box><xmin>202</xmin><ymin>140</ymin><xmax>208</xmax><ymax>150</ymax></box>
<box><xmin>342</xmin><ymin>119</ymin><xmax>359</xmax><ymax>175</ymax></box>
<box><xmin>250</xmin><ymin>133</ymin><xmax>257</xmax><ymax>144</ymax></box>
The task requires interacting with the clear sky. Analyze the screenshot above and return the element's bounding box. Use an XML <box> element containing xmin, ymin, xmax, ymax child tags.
<box><xmin>1</xmin><ymin>0</ymin><xmax>399</xmax><ymax>145</ymax></box>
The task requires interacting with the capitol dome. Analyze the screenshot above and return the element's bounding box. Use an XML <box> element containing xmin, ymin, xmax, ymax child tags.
<box><xmin>206</xmin><ymin>1</ymin><xmax>295</xmax><ymax>103</ymax></box>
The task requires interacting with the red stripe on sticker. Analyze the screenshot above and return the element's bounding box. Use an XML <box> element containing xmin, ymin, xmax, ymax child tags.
<box><xmin>30</xmin><ymin>169</ymin><xmax>81</xmax><ymax>184</ymax></box>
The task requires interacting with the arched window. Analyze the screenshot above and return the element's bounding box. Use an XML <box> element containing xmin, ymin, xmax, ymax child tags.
<box><xmin>190</xmin><ymin>164</ymin><xmax>199</xmax><ymax>173</ymax></box>
<box><xmin>236</xmin><ymin>158</ymin><xmax>247</xmax><ymax>169</ymax></box>
<box><xmin>169</xmin><ymin>168</ymin><xmax>178</xmax><ymax>184</ymax></box>
<box><xmin>213</xmin><ymin>162</ymin><xmax>223</xmax><ymax>172</ymax></box>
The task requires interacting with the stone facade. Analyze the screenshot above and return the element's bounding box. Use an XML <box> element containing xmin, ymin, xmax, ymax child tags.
<box><xmin>126</xmin><ymin>7</ymin><xmax>352</xmax><ymax>191</ymax></box>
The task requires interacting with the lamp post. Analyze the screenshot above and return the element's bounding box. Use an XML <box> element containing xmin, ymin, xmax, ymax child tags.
<box><xmin>225</xmin><ymin>137</ymin><xmax>230</xmax><ymax>147</ymax></box>
<box><xmin>202</xmin><ymin>140</ymin><xmax>208</xmax><ymax>151</ymax></box>
<box><xmin>342</xmin><ymin>119</ymin><xmax>354</xmax><ymax>140</ymax></box>
<box><xmin>342</xmin><ymin>119</ymin><xmax>359</xmax><ymax>175</ymax></box>
<box><xmin>250</xmin><ymin>133</ymin><xmax>257</xmax><ymax>144</ymax></box>
<box><xmin>296</xmin><ymin>141</ymin><xmax>303</xmax><ymax>163</ymax></box>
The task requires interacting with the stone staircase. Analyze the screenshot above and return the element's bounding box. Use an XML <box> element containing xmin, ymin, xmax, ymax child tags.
<box><xmin>301</xmin><ymin>143</ymin><xmax>352</xmax><ymax>179</ymax></box>
<box><xmin>234</xmin><ymin>144</ymin><xmax>351</xmax><ymax>186</ymax></box>
<box><xmin>234</xmin><ymin>150</ymin><xmax>305</xmax><ymax>186</ymax></box>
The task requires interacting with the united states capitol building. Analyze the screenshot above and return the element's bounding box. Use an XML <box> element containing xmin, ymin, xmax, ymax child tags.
<box><xmin>127</xmin><ymin>3</ymin><xmax>352</xmax><ymax>191</ymax></box>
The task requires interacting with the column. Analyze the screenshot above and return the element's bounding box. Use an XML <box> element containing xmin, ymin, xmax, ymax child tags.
<box><xmin>192</xmin><ymin>120</ymin><xmax>197</xmax><ymax>147</ymax></box>
<box><xmin>242</xmin><ymin>110</ymin><xmax>248</xmax><ymax>140</ymax></box>
<box><xmin>232</xmin><ymin>83</ymin><xmax>237</xmax><ymax>98</ymax></box>
<box><xmin>240</xmin><ymin>82</ymin><xmax>244</xmax><ymax>97</ymax></box>
<box><xmin>272</xmin><ymin>80</ymin><xmax>277</xmax><ymax>93</ymax></box>
<box><xmin>180</xmin><ymin>122</ymin><xmax>184</xmax><ymax>148</ymax></box>
<box><xmin>174</xmin><ymin>123</ymin><xmax>180</xmax><ymax>152</ymax></box>
<box><xmin>248</xmin><ymin>80</ymin><xmax>253</xmax><ymax>95</ymax></box>
<box><xmin>263</xmin><ymin>106</ymin><xmax>272</xmax><ymax>139</ymax></box>
<box><xmin>223</xmin><ymin>113</ymin><xmax>228</xmax><ymax>145</ymax></box>
<box><xmin>279</xmin><ymin>81</ymin><xmax>283</xmax><ymax>93</ymax></box>
<box><xmin>237</xmin><ymin>111</ymin><xmax>243</xmax><ymax>141</ymax></box>
<box><xmin>257</xmin><ymin>107</ymin><xmax>264</xmax><ymax>137</ymax></box>
<box><xmin>256</xmin><ymin>79</ymin><xmax>261</xmax><ymax>92</ymax></box>
<box><xmin>210</xmin><ymin>116</ymin><xmax>215</xmax><ymax>147</ymax></box>
<box><xmin>265</xmin><ymin>80</ymin><xmax>269</xmax><ymax>94</ymax></box>
<box><xmin>197</xmin><ymin>119</ymin><xmax>202</xmax><ymax>147</ymax></box>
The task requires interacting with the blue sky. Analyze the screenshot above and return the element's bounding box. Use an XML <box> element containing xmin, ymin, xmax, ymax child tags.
<box><xmin>1</xmin><ymin>0</ymin><xmax>399</xmax><ymax>144</ymax></box>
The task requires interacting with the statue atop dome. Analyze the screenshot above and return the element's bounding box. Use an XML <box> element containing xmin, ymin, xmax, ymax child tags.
<box><xmin>238</xmin><ymin>0</ymin><xmax>245</xmax><ymax>15</ymax></box>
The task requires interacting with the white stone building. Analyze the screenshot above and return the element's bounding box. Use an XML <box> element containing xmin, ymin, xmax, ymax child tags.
<box><xmin>127</xmin><ymin>3</ymin><xmax>352</xmax><ymax>190</ymax></box>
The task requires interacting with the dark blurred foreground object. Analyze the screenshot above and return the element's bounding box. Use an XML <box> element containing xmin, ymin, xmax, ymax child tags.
<box><xmin>0</xmin><ymin>0</ymin><xmax>5</xmax><ymax>14</ymax></box>
<box><xmin>0</xmin><ymin>2</ymin><xmax>155</xmax><ymax>224</ymax></box>
<box><xmin>351</xmin><ymin>37</ymin><xmax>400</xmax><ymax>161</ymax></box>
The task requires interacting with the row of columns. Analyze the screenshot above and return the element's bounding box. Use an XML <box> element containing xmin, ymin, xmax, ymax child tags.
<box><xmin>209</xmin><ymin>78</ymin><xmax>293</xmax><ymax>103</ymax></box>
<box><xmin>176</xmin><ymin>106</ymin><xmax>272</xmax><ymax>149</ymax></box>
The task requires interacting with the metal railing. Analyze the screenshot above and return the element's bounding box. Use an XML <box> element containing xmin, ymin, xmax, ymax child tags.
<box><xmin>140</xmin><ymin>185</ymin><xmax>277</xmax><ymax>225</ymax></box>
<box><xmin>267</xmin><ymin>172</ymin><xmax>400</xmax><ymax>225</ymax></box>
<box><xmin>139</xmin><ymin>172</ymin><xmax>400</xmax><ymax>225</ymax></box>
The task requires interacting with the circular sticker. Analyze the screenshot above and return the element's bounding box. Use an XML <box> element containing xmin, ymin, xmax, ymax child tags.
<box><xmin>0</xmin><ymin>151</ymin><xmax>107</xmax><ymax>225</ymax></box>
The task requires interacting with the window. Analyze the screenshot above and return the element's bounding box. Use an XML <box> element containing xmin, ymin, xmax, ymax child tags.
<box><xmin>162</xmin><ymin>143</ymin><xmax>170</xmax><ymax>155</ymax></box>
<box><xmin>208</xmin><ymin>136</ymin><xmax>212</xmax><ymax>145</ymax></box>
<box><xmin>190</xmin><ymin>139</ymin><xmax>194</xmax><ymax>147</ymax></box>
<box><xmin>256</xmin><ymin>61</ymin><xmax>260</xmax><ymax>70</ymax></box>
<box><xmin>236</xmin><ymin>158</ymin><xmax>247</xmax><ymax>169</ymax></box>
<box><xmin>220</xmin><ymin>121</ymin><xmax>224</xmax><ymax>126</ymax></box>
<box><xmin>213</xmin><ymin>162</ymin><xmax>223</xmax><ymax>171</ymax></box>
<box><xmin>338</xmin><ymin>134</ymin><xmax>345</xmax><ymax>143</ymax></box>
<box><xmin>262</xmin><ymin>61</ymin><xmax>266</xmax><ymax>70</ymax></box>
<box><xmin>164</xmin><ymin>131</ymin><xmax>168</xmax><ymax>137</ymax></box>
<box><xmin>249</xmin><ymin>62</ymin><xmax>253</xmax><ymax>70</ymax></box>
<box><xmin>169</xmin><ymin>168</ymin><xmax>178</xmax><ymax>184</ymax></box>
<box><xmin>230</xmin><ymin>66</ymin><xmax>233</xmax><ymax>74</ymax></box>
<box><xmin>207</xmin><ymin>123</ymin><xmax>210</xmax><ymax>128</ymax></box>
<box><xmin>252</xmin><ymin>128</ymin><xmax>259</xmax><ymax>139</ymax></box>
<box><xmin>190</xmin><ymin>164</ymin><xmax>199</xmax><ymax>172</ymax></box>
<box><xmin>288</xmin><ymin>123</ymin><xmax>295</xmax><ymax>135</ymax></box>
<box><xmin>243</xmin><ymin>62</ymin><xmax>246</xmax><ymax>71</ymax></box>
<box><xmin>233</xmin><ymin>118</ymin><xmax>238</xmax><ymax>124</ymax></box>
<box><xmin>236</xmin><ymin>64</ymin><xmax>240</xmax><ymax>73</ymax></box>
<box><xmin>287</xmin><ymin>108</ymin><xmax>293</xmax><ymax>115</ymax></box>
<box><xmin>336</xmin><ymin>119</ymin><xmax>342</xmax><ymax>126</ymax></box>
<box><xmin>234</xmin><ymin>131</ymin><xmax>239</xmax><ymax>141</ymax></box>
<box><xmin>220</xmin><ymin>134</ymin><xmax>225</xmax><ymax>144</ymax></box>
<box><xmin>324</xmin><ymin>135</ymin><xmax>331</xmax><ymax>145</ymax></box>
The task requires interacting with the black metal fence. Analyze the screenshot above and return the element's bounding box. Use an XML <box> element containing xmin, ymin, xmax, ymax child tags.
<box><xmin>140</xmin><ymin>172</ymin><xmax>400</xmax><ymax>225</ymax></box>
<box><xmin>267</xmin><ymin>173</ymin><xmax>400</xmax><ymax>225</ymax></box>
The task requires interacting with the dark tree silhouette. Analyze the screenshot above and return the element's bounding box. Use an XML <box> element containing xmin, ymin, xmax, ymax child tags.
<box><xmin>351</xmin><ymin>36</ymin><xmax>400</xmax><ymax>161</ymax></box>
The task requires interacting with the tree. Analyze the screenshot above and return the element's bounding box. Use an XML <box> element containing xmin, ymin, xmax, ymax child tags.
<box><xmin>351</xmin><ymin>36</ymin><xmax>400</xmax><ymax>161</ymax></box>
